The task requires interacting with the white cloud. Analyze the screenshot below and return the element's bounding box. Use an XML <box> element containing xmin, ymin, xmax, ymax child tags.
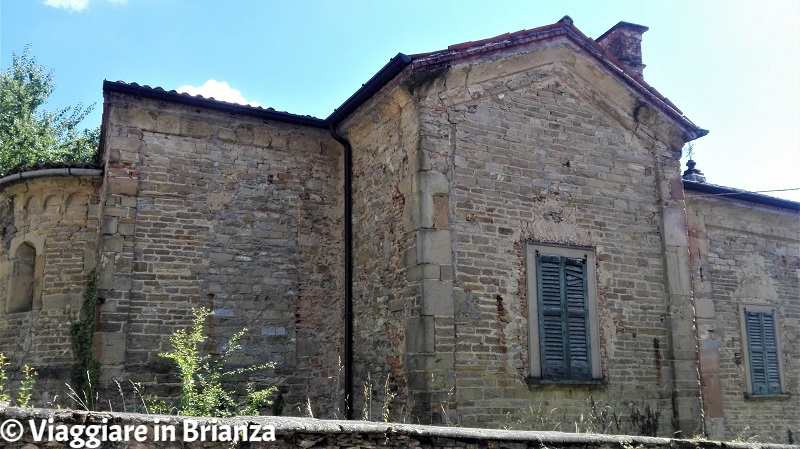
<box><xmin>43</xmin><ymin>0</ymin><xmax>126</xmax><ymax>11</ymax></box>
<box><xmin>44</xmin><ymin>0</ymin><xmax>89</xmax><ymax>11</ymax></box>
<box><xmin>176</xmin><ymin>80</ymin><xmax>263</xmax><ymax>108</ymax></box>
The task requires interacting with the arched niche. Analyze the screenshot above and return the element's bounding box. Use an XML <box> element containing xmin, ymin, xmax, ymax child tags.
<box><xmin>8</xmin><ymin>241</ymin><xmax>37</xmax><ymax>313</ymax></box>
<box><xmin>43</xmin><ymin>194</ymin><xmax>62</xmax><ymax>216</ymax></box>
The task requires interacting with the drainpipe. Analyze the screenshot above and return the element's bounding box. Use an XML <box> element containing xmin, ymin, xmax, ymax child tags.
<box><xmin>329</xmin><ymin>124</ymin><xmax>355</xmax><ymax>420</ymax></box>
<box><xmin>326</xmin><ymin>53</ymin><xmax>412</xmax><ymax>420</ymax></box>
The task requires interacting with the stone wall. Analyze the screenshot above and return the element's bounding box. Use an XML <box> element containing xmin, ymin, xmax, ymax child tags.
<box><xmin>686</xmin><ymin>192</ymin><xmax>799</xmax><ymax>442</ymax></box>
<box><xmin>97</xmin><ymin>92</ymin><xmax>344</xmax><ymax>415</ymax></box>
<box><xmin>0</xmin><ymin>174</ymin><xmax>102</xmax><ymax>398</ymax></box>
<box><xmin>1</xmin><ymin>407</ymin><xmax>797</xmax><ymax>448</ymax></box>
<box><xmin>342</xmin><ymin>81</ymin><xmax>421</xmax><ymax>422</ymax></box>
<box><xmin>2</xmin><ymin>27</ymin><xmax>797</xmax><ymax>442</ymax></box>
<box><xmin>410</xmin><ymin>42</ymin><xmax>700</xmax><ymax>434</ymax></box>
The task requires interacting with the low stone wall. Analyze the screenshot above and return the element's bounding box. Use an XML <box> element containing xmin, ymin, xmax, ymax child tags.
<box><xmin>1</xmin><ymin>407</ymin><xmax>796</xmax><ymax>449</ymax></box>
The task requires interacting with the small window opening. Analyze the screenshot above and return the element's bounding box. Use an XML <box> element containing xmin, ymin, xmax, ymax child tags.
<box><xmin>8</xmin><ymin>242</ymin><xmax>36</xmax><ymax>313</ymax></box>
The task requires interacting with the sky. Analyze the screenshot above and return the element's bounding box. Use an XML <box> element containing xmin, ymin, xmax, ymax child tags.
<box><xmin>2</xmin><ymin>0</ymin><xmax>799</xmax><ymax>202</ymax></box>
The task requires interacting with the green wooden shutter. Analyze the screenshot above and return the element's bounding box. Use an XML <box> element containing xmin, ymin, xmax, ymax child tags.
<box><xmin>745</xmin><ymin>310</ymin><xmax>782</xmax><ymax>395</ymax></box>
<box><xmin>538</xmin><ymin>254</ymin><xmax>567</xmax><ymax>379</ymax></box>
<box><xmin>565</xmin><ymin>257</ymin><xmax>590</xmax><ymax>380</ymax></box>
<box><xmin>537</xmin><ymin>253</ymin><xmax>591</xmax><ymax>380</ymax></box>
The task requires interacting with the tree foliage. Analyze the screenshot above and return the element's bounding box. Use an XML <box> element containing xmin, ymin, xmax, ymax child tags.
<box><xmin>0</xmin><ymin>46</ymin><xmax>99</xmax><ymax>176</ymax></box>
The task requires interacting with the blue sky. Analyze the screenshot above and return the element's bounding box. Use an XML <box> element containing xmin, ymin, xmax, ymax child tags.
<box><xmin>2</xmin><ymin>0</ymin><xmax>799</xmax><ymax>201</ymax></box>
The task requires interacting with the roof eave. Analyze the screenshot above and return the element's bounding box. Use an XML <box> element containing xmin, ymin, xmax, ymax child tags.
<box><xmin>408</xmin><ymin>20</ymin><xmax>707</xmax><ymax>141</ymax></box>
<box><xmin>684</xmin><ymin>180</ymin><xmax>800</xmax><ymax>211</ymax></box>
<box><xmin>102</xmin><ymin>19</ymin><xmax>707</xmax><ymax>141</ymax></box>
<box><xmin>561</xmin><ymin>24</ymin><xmax>707</xmax><ymax>140</ymax></box>
<box><xmin>326</xmin><ymin>53</ymin><xmax>412</xmax><ymax>126</ymax></box>
<box><xmin>102</xmin><ymin>80</ymin><xmax>328</xmax><ymax>129</ymax></box>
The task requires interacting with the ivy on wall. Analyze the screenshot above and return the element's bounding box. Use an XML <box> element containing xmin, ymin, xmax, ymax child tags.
<box><xmin>69</xmin><ymin>269</ymin><xmax>99</xmax><ymax>399</ymax></box>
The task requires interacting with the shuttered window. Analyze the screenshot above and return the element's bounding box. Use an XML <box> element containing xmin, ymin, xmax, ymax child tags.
<box><xmin>744</xmin><ymin>309</ymin><xmax>782</xmax><ymax>395</ymax></box>
<box><xmin>527</xmin><ymin>243</ymin><xmax>600</xmax><ymax>381</ymax></box>
<box><xmin>536</xmin><ymin>253</ymin><xmax>591</xmax><ymax>380</ymax></box>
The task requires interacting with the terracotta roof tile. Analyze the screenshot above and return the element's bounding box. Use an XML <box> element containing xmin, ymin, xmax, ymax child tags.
<box><xmin>103</xmin><ymin>80</ymin><xmax>327</xmax><ymax>128</ymax></box>
<box><xmin>408</xmin><ymin>17</ymin><xmax>705</xmax><ymax>139</ymax></box>
<box><xmin>109</xmin><ymin>80</ymin><xmax>282</xmax><ymax>112</ymax></box>
<box><xmin>103</xmin><ymin>17</ymin><xmax>706</xmax><ymax>140</ymax></box>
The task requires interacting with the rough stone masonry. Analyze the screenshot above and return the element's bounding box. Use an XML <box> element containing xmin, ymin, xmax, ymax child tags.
<box><xmin>0</xmin><ymin>16</ymin><xmax>797</xmax><ymax>443</ymax></box>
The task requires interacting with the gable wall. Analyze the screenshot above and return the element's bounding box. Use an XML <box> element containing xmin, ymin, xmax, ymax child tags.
<box><xmin>686</xmin><ymin>194</ymin><xmax>799</xmax><ymax>443</ymax></box>
<box><xmin>415</xmin><ymin>42</ymin><xmax>696</xmax><ymax>434</ymax></box>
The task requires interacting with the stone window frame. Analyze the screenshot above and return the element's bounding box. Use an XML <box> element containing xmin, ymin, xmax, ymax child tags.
<box><xmin>525</xmin><ymin>242</ymin><xmax>602</xmax><ymax>383</ymax></box>
<box><xmin>7</xmin><ymin>241</ymin><xmax>37</xmax><ymax>313</ymax></box>
<box><xmin>738</xmin><ymin>304</ymin><xmax>789</xmax><ymax>398</ymax></box>
<box><xmin>3</xmin><ymin>234</ymin><xmax>44</xmax><ymax>314</ymax></box>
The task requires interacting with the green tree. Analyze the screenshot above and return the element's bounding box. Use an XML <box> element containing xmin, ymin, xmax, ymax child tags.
<box><xmin>0</xmin><ymin>46</ymin><xmax>99</xmax><ymax>176</ymax></box>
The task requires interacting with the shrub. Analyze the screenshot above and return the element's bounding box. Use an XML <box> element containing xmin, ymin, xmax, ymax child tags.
<box><xmin>157</xmin><ymin>307</ymin><xmax>277</xmax><ymax>417</ymax></box>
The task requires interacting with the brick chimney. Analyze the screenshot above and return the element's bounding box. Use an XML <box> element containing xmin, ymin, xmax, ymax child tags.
<box><xmin>596</xmin><ymin>21</ymin><xmax>649</xmax><ymax>77</ymax></box>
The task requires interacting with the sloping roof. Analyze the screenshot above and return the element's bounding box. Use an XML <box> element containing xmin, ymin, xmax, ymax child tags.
<box><xmin>408</xmin><ymin>16</ymin><xmax>706</xmax><ymax>140</ymax></box>
<box><xmin>104</xmin><ymin>17</ymin><xmax>706</xmax><ymax>141</ymax></box>
<box><xmin>103</xmin><ymin>81</ymin><xmax>328</xmax><ymax>129</ymax></box>
<box><xmin>683</xmin><ymin>180</ymin><xmax>800</xmax><ymax>211</ymax></box>
<box><xmin>326</xmin><ymin>54</ymin><xmax>411</xmax><ymax>124</ymax></box>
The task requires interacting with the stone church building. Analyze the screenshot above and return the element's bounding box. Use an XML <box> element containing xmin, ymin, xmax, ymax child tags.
<box><xmin>1</xmin><ymin>17</ymin><xmax>797</xmax><ymax>442</ymax></box>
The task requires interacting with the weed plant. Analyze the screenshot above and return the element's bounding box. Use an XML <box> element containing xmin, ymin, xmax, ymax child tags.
<box><xmin>0</xmin><ymin>353</ymin><xmax>37</xmax><ymax>407</ymax></box>
<box><xmin>155</xmin><ymin>307</ymin><xmax>277</xmax><ymax>417</ymax></box>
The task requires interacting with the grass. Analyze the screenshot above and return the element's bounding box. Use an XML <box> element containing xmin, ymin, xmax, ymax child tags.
<box><xmin>504</xmin><ymin>395</ymin><xmax>663</xmax><ymax>438</ymax></box>
<box><xmin>0</xmin><ymin>326</ymin><xmax>785</xmax><ymax>443</ymax></box>
<box><xmin>5</xmin><ymin>307</ymin><xmax>278</xmax><ymax>418</ymax></box>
